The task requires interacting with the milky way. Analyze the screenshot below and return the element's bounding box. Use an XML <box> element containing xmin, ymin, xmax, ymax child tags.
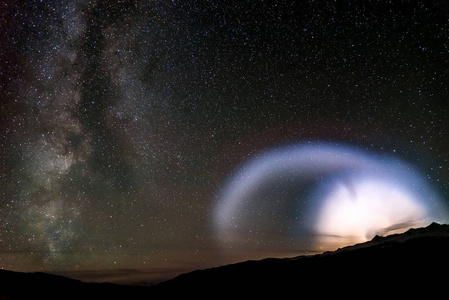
<box><xmin>1</xmin><ymin>0</ymin><xmax>449</xmax><ymax>283</ymax></box>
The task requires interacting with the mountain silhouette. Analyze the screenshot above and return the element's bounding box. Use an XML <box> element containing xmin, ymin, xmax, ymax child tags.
<box><xmin>154</xmin><ymin>222</ymin><xmax>449</xmax><ymax>296</ymax></box>
<box><xmin>1</xmin><ymin>222</ymin><xmax>448</xmax><ymax>298</ymax></box>
<box><xmin>0</xmin><ymin>269</ymin><xmax>149</xmax><ymax>299</ymax></box>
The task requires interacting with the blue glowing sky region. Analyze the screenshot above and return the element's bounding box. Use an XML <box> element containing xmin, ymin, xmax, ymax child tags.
<box><xmin>214</xmin><ymin>143</ymin><xmax>448</xmax><ymax>250</ymax></box>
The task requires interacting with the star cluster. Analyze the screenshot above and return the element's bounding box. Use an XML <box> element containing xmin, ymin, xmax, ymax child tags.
<box><xmin>1</xmin><ymin>0</ymin><xmax>448</xmax><ymax>283</ymax></box>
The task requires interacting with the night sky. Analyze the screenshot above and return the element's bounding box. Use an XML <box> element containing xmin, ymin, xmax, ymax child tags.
<box><xmin>1</xmin><ymin>0</ymin><xmax>449</xmax><ymax>284</ymax></box>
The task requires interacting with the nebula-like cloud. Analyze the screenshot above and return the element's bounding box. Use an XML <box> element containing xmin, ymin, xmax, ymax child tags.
<box><xmin>214</xmin><ymin>142</ymin><xmax>448</xmax><ymax>251</ymax></box>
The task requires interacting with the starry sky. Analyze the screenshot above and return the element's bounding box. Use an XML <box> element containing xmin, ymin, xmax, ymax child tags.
<box><xmin>1</xmin><ymin>0</ymin><xmax>449</xmax><ymax>284</ymax></box>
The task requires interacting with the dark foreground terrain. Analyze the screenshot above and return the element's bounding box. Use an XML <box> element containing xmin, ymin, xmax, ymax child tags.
<box><xmin>2</xmin><ymin>222</ymin><xmax>449</xmax><ymax>298</ymax></box>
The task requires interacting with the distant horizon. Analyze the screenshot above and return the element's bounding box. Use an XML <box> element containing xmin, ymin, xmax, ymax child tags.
<box><xmin>4</xmin><ymin>221</ymin><xmax>444</xmax><ymax>285</ymax></box>
<box><xmin>2</xmin><ymin>221</ymin><xmax>447</xmax><ymax>285</ymax></box>
<box><xmin>1</xmin><ymin>247</ymin><xmax>321</xmax><ymax>284</ymax></box>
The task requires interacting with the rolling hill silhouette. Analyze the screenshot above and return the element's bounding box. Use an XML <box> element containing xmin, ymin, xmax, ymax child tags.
<box><xmin>2</xmin><ymin>222</ymin><xmax>448</xmax><ymax>298</ymax></box>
